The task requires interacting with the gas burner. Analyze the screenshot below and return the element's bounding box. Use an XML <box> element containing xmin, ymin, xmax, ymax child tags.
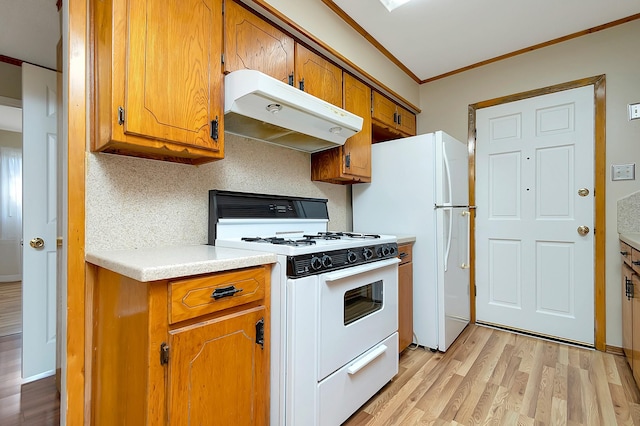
<box><xmin>303</xmin><ymin>232</ymin><xmax>381</xmax><ymax>240</ymax></box>
<box><xmin>241</xmin><ymin>236</ymin><xmax>317</xmax><ymax>247</ymax></box>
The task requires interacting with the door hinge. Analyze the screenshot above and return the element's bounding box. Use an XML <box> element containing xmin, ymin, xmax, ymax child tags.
<box><xmin>255</xmin><ymin>318</ymin><xmax>264</xmax><ymax>349</ymax></box>
<box><xmin>221</xmin><ymin>53</ymin><xmax>224</xmax><ymax>65</ymax></box>
<box><xmin>117</xmin><ymin>106</ymin><xmax>125</xmax><ymax>125</ymax></box>
<box><xmin>160</xmin><ymin>342</ymin><xmax>170</xmax><ymax>365</ymax></box>
<box><xmin>210</xmin><ymin>116</ymin><xmax>219</xmax><ymax>141</ymax></box>
<box><xmin>345</xmin><ymin>153</ymin><xmax>351</xmax><ymax>168</ymax></box>
<box><xmin>474</xmin><ymin>285</ymin><xmax>477</xmax><ymax>297</ymax></box>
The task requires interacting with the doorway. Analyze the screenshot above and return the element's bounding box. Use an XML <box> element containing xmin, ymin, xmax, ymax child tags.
<box><xmin>468</xmin><ymin>75</ymin><xmax>607</xmax><ymax>350</ymax></box>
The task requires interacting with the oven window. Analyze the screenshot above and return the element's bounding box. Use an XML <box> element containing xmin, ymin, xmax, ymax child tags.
<box><xmin>344</xmin><ymin>280</ymin><xmax>383</xmax><ymax>325</ymax></box>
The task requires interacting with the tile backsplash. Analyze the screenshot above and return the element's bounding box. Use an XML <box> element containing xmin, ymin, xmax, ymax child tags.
<box><xmin>85</xmin><ymin>134</ymin><xmax>350</xmax><ymax>251</ymax></box>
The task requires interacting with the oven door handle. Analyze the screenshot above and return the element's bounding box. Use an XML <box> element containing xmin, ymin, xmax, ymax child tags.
<box><xmin>347</xmin><ymin>344</ymin><xmax>388</xmax><ymax>375</ymax></box>
<box><xmin>323</xmin><ymin>257</ymin><xmax>400</xmax><ymax>282</ymax></box>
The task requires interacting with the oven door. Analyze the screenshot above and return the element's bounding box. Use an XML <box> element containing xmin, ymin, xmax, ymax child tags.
<box><xmin>317</xmin><ymin>257</ymin><xmax>399</xmax><ymax>379</ymax></box>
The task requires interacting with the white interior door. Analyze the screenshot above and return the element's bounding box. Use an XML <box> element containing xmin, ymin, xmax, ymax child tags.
<box><xmin>475</xmin><ymin>85</ymin><xmax>594</xmax><ymax>345</ymax></box>
<box><xmin>22</xmin><ymin>63</ymin><xmax>57</xmax><ymax>381</ymax></box>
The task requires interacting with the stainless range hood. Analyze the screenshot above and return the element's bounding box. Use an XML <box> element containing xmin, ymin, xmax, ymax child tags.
<box><xmin>224</xmin><ymin>69</ymin><xmax>363</xmax><ymax>153</ymax></box>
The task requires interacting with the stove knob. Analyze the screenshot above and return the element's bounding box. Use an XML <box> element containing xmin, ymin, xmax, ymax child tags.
<box><xmin>310</xmin><ymin>256</ymin><xmax>322</xmax><ymax>271</ymax></box>
<box><xmin>321</xmin><ymin>255</ymin><xmax>333</xmax><ymax>268</ymax></box>
<box><xmin>347</xmin><ymin>250</ymin><xmax>358</xmax><ymax>264</ymax></box>
<box><xmin>388</xmin><ymin>245</ymin><xmax>397</xmax><ymax>256</ymax></box>
<box><xmin>363</xmin><ymin>247</ymin><xmax>373</xmax><ymax>260</ymax></box>
<box><xmin>382</xmin><ymin>245</ymin><xmax>391</xmax><ymax>256</ymax></box>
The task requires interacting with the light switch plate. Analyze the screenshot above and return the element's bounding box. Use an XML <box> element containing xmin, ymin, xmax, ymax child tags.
<box><xmin>630</xmin><ymin>103</ymin><xmax>640</xmax><ymax>120</ymax></box>
<box><xmin>612</xmin><ymin>163</ymin><xmax>636</xmax><ymax>181</ymax></box>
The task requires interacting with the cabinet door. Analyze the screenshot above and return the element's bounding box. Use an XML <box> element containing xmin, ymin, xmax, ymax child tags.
<box><xmin>93</xmin><ymin>0</ymin><xmax>224</xmax><ymax>164</ymax></box>
<box><xmin>371</xmin><ymin>90</ymin><xmax>398</xmax><ymax>131</ymax></box>
<box><xmin>168</xmin><ymin>306</ymin><xmax>268</xmax><ymax>425</ymax></box>
<box><xmin>634</xmin><ymin>273</ymin><xmax>640</xmax><ymax>385</ymax></box>
<box><xmin>623</xmin><ymin>262</ymin><xmax>634</xmax><ymax>365</ymax></box>
<box><xmin>224</xmin><ymin>0</ymin><xmax>294</xmax><ymax>84</ymax></box>
<box><xmin>396</xmin><ymin>104</ymin><xmax>416</xmax><ymax>136</ymax></box>
<box><xmin>311</xmin><ymin>73</ymin><xmax>371</xmax><ymax>183</ymax></box>
<box><xmin>295</xmin><ymin>44</ymin><xmax>342</xmax><ymax>107</ymax></box>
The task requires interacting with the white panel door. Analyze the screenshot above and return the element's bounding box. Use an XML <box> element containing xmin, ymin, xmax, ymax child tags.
<box><xmin>22</xmin><ymin>63</ymin><xmax>57</xmax><ymax>380</ymax></box>
<box><xmin>475</xmin><ymin>85</ymin><xmax>594</xmax><ymax>345</ymax></box>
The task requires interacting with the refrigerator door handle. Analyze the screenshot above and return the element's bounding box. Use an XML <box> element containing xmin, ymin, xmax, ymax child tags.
<box><xmin>443</xmin><ymin>142</ymin><xmax>453</xmax><ymax>205</ymax></box>
<box><xmin>461</xmin><ymin>210</ymin><xmax>471</xmax><ymax>269</ymax></box>
<box><xmin>444</xmin><ymin>207</ymin><xmax>452</xmax><ymax>272</ymax></box>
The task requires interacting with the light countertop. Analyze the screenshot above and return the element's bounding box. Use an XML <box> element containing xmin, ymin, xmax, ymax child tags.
<box><xmin>620</xmin><ymin>233</ymin><xmax>640</xmax><ymax>250</ymax></box>
<box><xmin>396</xmin><ymin>235</ymin><xmax>416</xmax><ymax>245</ymax></box>
<box><xmin>86</xmin><ymin>245</ymin><xmax>277</xmax><ymax>282</ymax></box>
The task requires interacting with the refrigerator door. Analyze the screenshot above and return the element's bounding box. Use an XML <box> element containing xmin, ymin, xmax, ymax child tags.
<box><xmin>436</xmin><ymin>206</ymin><xmax>471</xmax><ymax>351</ymax></box>
<box><xmin>435</xmin><ymin>131</ymin><xmax>469</xmax><ymax>206</ymax></box>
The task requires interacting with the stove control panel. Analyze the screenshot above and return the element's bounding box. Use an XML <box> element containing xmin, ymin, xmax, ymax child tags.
<box><xmin>286</xmin><ymin>243</ymin><xmax>398</xmax><ymax>278</ymax></box>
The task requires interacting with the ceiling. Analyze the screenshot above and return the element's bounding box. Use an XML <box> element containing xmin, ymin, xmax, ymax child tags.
<box><xmin>0</xmin><ymin>0</ymin><xmax>60</xmax><ymax>70</ymax></box>
<box><xmin>328</xmin><ymin>0</ymin><xmax>640</xmax><ymax>82</ymax></box>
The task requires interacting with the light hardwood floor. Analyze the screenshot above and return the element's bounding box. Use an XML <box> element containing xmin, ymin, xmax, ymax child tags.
<box><xmin>0</xmin><ymin>334</ymin><xmax>60</xmax><ymax>425</ymax></box>
<box><xmin>0</xmin><ymin>281</ymin><xmax>21</xmax><ymax>337</ymax></box>
<box><xmin>344</xmin><ymin>325</ymin><xmax>640</xmax><ymax>426</ymax></box>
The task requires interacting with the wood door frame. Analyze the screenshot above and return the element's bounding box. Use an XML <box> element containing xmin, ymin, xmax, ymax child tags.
<box><xmin>468</xmin><ymin>75</ymin><xmax>606</xmax><ymax>351</ymax></box>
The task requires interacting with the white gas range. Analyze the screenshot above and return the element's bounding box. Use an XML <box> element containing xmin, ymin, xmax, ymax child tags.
<box><xmin>209</xmin><ymin>190</ymin><xmax>400</xmax><ymax>426</ymax></box>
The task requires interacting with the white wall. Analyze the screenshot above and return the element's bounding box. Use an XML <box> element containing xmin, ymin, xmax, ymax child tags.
<box><xmin>418</xmin><ymin>19</ymin><xmax>640</xmax><ymax>347</ymax></box>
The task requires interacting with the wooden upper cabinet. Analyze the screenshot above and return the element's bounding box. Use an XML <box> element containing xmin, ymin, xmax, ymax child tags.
<box><xmin>224</xmin><ymin>0</ymin><xmax>294</xmax><ymax>84</ymax></box>
<box><xmin>311</xmin><ymin>73</ymin><xmax>371</xmax><ymax>184</ymax></box>
<box><xmin>371</xmin><ymin>90</ymin><xmax>416</xmax><ymax>141</ymax></box>
<box><xmin>295</xmin><ymin>44</ymin><xmax>342</xmax><ymax>107</ymax></box>
<box><xmin>92</xmin><ymin>0</ymin><xmax>224</xmax><ymax>165</ymax></box>
<box><xmin>396</xmin><ymin>104</ymin><xmax>417</xmax><ymax>136</ymax></box>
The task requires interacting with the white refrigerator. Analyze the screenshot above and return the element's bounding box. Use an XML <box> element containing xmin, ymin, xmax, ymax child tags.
<box><xmin>352</xmin><ymin>131</ymin><xmax>470</xmax><ymax>351</ymax></box>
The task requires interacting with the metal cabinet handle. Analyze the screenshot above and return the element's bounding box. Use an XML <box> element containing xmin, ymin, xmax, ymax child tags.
<box><xmin>211</xmin><ymin>285</ymin><xmax>243</xmax><ymax>300</ymax></box>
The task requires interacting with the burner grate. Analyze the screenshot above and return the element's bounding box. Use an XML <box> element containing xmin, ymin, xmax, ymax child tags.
<box><xmin>241</xmin><ymin>237</ymin><xmax>317</xmax><ymax>246</ymax></box>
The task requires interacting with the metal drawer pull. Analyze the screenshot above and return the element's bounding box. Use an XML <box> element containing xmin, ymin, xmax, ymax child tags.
<box><xmin>621</xmin><ymin>251</ymin><xmax>629</xmax><ymax>256</ymax></box>
<box><xmin>399</xmin><ymin>252</ymin><xmax>408</xmax><ymax>258</ymax></box>
<box><xmin>347</xmin><ymin>344</ymin><xmax>387</xmax><ymax>375</ymax></box>
<box><xmin>211</xmin><ymin>285</ymin><xmax>243</xmax><ymax>300</ymax></box>
<box><xmin>634</xmin><ymin>261</ymin><xmax>640</xmax><ymax>266</ymax></box>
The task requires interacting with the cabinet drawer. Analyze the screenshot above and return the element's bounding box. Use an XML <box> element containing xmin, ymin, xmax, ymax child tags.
<box><xmin>398</xmin><ymin>244</ymin><xmax>413</xmax><ymax>265</ymax></box>
<box><xmin>621</xmin><ymin>241</ymin><xmax>632</xmax><ymax>265</ymax></box>
<box><xmin>169</xmin><ymin>267</ymin><xmax>266</xmax><ymax>323</ymax></box>
<box><xmin>633</xmin><ymin>248</ymin><xmax>640</xmax><ymax>274</ymax></box>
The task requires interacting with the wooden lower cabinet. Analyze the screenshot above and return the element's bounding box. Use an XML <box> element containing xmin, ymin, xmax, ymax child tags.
<box><xmin>91</xmin><ymin>265</ymin><xmax>270</xmax><ymax>425</ymax></box>
<box><xmin>398</xmin><ymin>242</ymin><xmax>414</xmax><ymax>353</ymax></box>
<box><xmin>621</xmin><ymin>239</ymin><xmax>640</xmax><ymax>387</ymax></box>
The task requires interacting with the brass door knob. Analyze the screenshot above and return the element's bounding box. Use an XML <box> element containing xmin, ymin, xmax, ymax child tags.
<box><xmin>578</xmin><ymin>188</ymin><xmax>590</xmax><ymax>197</ymax></box>
<box><xmin>29</xmin><ymin>237</ymin><xmax>45</xmax><ymax>249</ymax></box>
<box><xmin>577</xmin><ymin>226</ymin><xmax>590</xmax><ymax>236</ymax></box>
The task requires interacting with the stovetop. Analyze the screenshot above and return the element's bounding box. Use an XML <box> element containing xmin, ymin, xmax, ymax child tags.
<box><xmin>208</xmin><ymin>190</ymin><xmax>399</xmax><ymax>276</ymax></box>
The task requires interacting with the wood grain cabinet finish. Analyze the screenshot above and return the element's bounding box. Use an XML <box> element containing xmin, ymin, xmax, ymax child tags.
<box><xmin>294</xmin><ymin>44</ymin><xmax>342</xmax><ymax>107</ymax></box>
<box><xmin>371</xmin><ymin>90</ymin><xmax>416</xmax><ymax>142</ymax></box>
<box><xmin>92</xmin><ymin>0</ymin><xmax>224</xmax><ymax>165</ymax></box>
<box><xmin>620</xmin><ymin>239</ymin><xmax>640</xmax><ymax>387</ymax></box>
<box><xmin>224</xmin><ymin>0</ymin><xmax>294</xmax><ymax>84</ymax></box>
<box><xmin>91</xmin><ymin>265</ymin><xmax>270</xmax><ymax>425</ymax></box>
<box><xmin>311</xmin><ymin>73</ymin><xmax>372</xmax><ymax>184</ymax></box>
<box><xmin>398</xmin><ymin>242</ymin><xmax>414</xmax><ymax>353</ymax></box>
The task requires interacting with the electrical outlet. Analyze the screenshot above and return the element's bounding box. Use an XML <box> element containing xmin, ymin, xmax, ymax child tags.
<box><xmin>630</xmin><ymin>103</ymin><xmax>640</xmax><ymax>120</ymax></box>
<box><xmin>612</xmin><ymin>163</ymin><xmax>636</xmax><ymax>181</ymax></box>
